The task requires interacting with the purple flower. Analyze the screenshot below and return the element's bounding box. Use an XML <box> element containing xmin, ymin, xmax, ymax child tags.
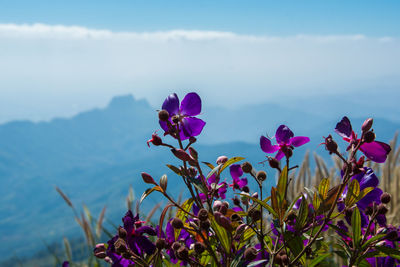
<box><xmin>198</xmin><ymin>173</ymin><xmax>228</xmax><ymax>201</ymax></box>
<box><xmin>106</xmin><ymin>211</ymin><xmax>157</xmax><ymax>267</ymax></box>
<box><xmin>62</xmin><ymin>261</ymin><xmax>69</xmax><ymax>267</ymax></box>
<box><xmin>228</xmin><ymin>164</ymin><xmax>248</xmax><ymax>191</ymax></box>
<box><xmin>335</xmin><ymin>116</ymin><xmax>391</xmax><ymax>163</ymax></box>
<box><xmin>159</xmin><ymin>93</ymin><xmax>206</xmax><ymax>140</ymax></box>
<box><xmin>260</xmin><ymin>125</ymin><xmax>310</xmax><ymax>160</ymax></box>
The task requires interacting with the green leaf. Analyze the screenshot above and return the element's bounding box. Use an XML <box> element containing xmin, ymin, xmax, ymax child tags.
<box><xmin>219</xmin><ymin>157</ymin><xmax>245</xmax><ymax>174</ymax></box>
<box><xmin>166</xmin><ymin>164</ymin><xmax>182</xmax><ymax>176</ymax></box>
<box><xmin>313</xmin><ymin>191</ymin><xmax>321</xmax><ymax>211</ymax></box>
<box><xmin>277</xmin><ymin>166</ymin><xmax>288</xmax><ymax>203</ymax></box>
<box><xmin>270</xmin><ymin>187</ymin><xmax>279</xmax><ymax>217</ymax></box>
<box><xmin>175</xmin><ymin>198</ymin><xmax>194</xmax><ymax>239</ymax></box>
<box><xmin>202</xmin><ymin>161</ymin><xmax>215</xmax><ymax>170</ymax></box>
<box><xmin>283</xmin><ymin>231</ymin><xmax>305</xmax><ymax>265</ymax></box>
<box><xmin>206</xmin><ymin>164</ymin><xmax>222</xmax><ymax>180</ymax></box>
<box><xmin>318</xmin><ymin>178</ymin><xmax>330</xmax><ymax>200</ymax></box>
<box><xmin>284</xmin><ymin>194</ymin><xmax>301</xmax><ymax>219</ymax></box>
<box><xmin>295</xmin><ymin>194</ymin><xmax>308</xmax><ymax>230</ymax></box>
<box><xmin>375</xmin><ymin>246</ymin><xmax>400</xmax><ymax>260</ymax></box>
<box><xmin>351</xmin><ymin>206</ymin><xmax>361</xmax><ymax>248</ymax></box>
<box><xmin>209</xmin><ymin>215</ymin><xmax>230</xmax><ymax>253</ymax></box>
<box><xmin>247</xmin><ymin>260</ymin><xmax>268</xmax><ymax>267</ymax></box>
<box><xmin>308</xmin><ymin>253</ymin><xmax>330</xmax><ymax>267</ymax></box>
<box><xmin>345</xmin><ymin>179</ymin><xmax>360</xmax><ymax>207</ymax></box>
<box><xmin>237</xmin><ymin>193</ymin><xmax>278</xmax><ymax>218</ymax></box>
<box><xmin>357</xmin><ymin>187</ymin><xmax>374</xmax><ymax>202</ymax></box>
<box><xmin>361</xmin><ymin>233</ymin><xmax>386</xmax><ymax>250</ymax></box>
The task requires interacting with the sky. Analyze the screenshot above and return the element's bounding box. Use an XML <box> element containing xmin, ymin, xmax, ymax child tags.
<box><xmin>0</xmin><ymin>1</ymin><xmax>399</xmax><ymax>123</ymax></box>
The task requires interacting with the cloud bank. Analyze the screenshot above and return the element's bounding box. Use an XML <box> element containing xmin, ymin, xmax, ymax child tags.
<box><xmin>0</xmin><ymin>23</ymin><xmax>399</xmax><ymax>123</ymax></box>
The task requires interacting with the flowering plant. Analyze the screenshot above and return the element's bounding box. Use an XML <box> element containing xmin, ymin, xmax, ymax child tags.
<box><xmin>92</xmin><ymin>92</ymin><xmax>399</xmax><ymax>267</ymax></box>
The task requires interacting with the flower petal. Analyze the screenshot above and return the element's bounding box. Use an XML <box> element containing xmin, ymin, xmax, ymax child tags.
<box><xmin>290</xmin><ymin>136</ymin><xmax>310</xmax><ymax>147</ymax></box>
<box><xmin>356</xmin><ymin>168</ymin><xmax>379</xmax><ymax>190</ymax></box>
<box><xmin>335</xmin><ymin>116</ymin><xmax>352</xmax><ymax>138</ymax></box>
<box><xmin>180</xmin><ymin>92</ymin><xmax>202</xmax><ymax>116</ymax></box>
<box><xmin>162</xmin><ymin>93</ymin><xmax>179</xmax><ymax>116</ymax></box>
<box><xmin>275</xmin><ymin>150</ymin><xmax>285</xmax><ymax>161</ymax></box>
<box><xmin>360</xmin><ymin>141</ymin><xmax>391</xmax><ymax>163</ymax></box>
<box><xmin>230</xmin><ymin>164</ymin><xmax>243</xmax><ymax>179</ymax></box>
<box><xmin>357</xmin><ymin>188</ymin><xmax>382</xmax><ymax>210</ymax></box>
<box><xmin>275</xmin><ymin>125</ymin><xmax>294</xmax><ymax>145</ymax></box>
<box><xmin>180</xmin><ymin>117</ymin><xmax>206</xmax><ymax>140</ymax></box>
<box><xmin>135</xmin><ymin>226</ymin><xmax>157</xmax><ymax>236</ymax></box>
<box><xmin>260</xmin><ymin>136</ymin><xmax>279</xmax><ymax>153</ymax></box>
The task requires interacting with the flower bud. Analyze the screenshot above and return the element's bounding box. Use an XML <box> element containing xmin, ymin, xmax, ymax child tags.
<box><xmin>324</xmin><ymin>135</ymin><xmax>338</xmax><ymax>154</ymax></box>
<box><xmin>194</xmin><ymin>242</ymin><xmax>205</xmax><ymax>254</ymax></box>
<box><xmin>248</xmin><ymin>208</ymin><xmax>261</xmax><ymax>222</ymax></box>
<box><xmin>219</xmin><ymin>204</ymin><xmax>228</xmax><ymax>215</ymax></box>
<box><xmin>160</xmin><ymin>174</ymin><xmax>168</xmax><ymax>191</ymax></box>
<box><xmin>281</xmin><ymin>146</ymin><xmax>293</xmax><ymax>158</ymax></box>
<box><xmin>147</xmin><ymin>133</ymin><xmax>162</xmax><ymax>147</ymax></box>
<box><xmin>216</xmin><ymin>156</ymin><xmax>228</xmax><ymax>165</ymax></box>
<box><xmin>118</xmin><ymin>226</ymin><xmax>127</xmax><ymax>239</ymax></box>
<box><xmin>233</xmin><ymin>197</ymin><xmax>241</xmax><ymax>206</ymax></box>
<box><xmin>244</xmin><ymin>247</ymin><xmax>258</xmax><ymax>261</ymax></box>
<box><xmin>198</xmin><ymin>208</ymin><xmax>209</xmax><ymax>221</ymax></box>
<box><xmin>377</xmin><ymin>204</ymin><xmax>388</xmax><ymax>215</ymax></box>
<box><xmin>386</xmin><ymin>230</ymin><xmax>399</xmax><ymax>241</ymax></box>
<box><xmin>188</xmin><ymin>147</ymin><xmax>198</xmax><ymax>160</ymax></box>
<box><xmin>214</xmin><ymin>211</ymin><xmax>223</xmax><ymax>223</ymax></box>
<box><xmin>200</xmin><ymin>219</ymin><xmax>210</xmax><ymax>231</ymax></box>
<box><xmin>172</xmin><ymin>241</ymin><xmax>181</xmax><ymax>251</ymax></box>
<box><xmin>362</xmin><ymin>118</ymin><xmax>373</xmax><ymax>132</ymax></box>
<box><xmin>364</xmin><ymin>131</ymin><xmax>375</xmax><ymax>143</ymax></box>
<box><xmin>94</xmin><ymin>243</ymin><xmax>107</xmax><ymax>259</ymax></box>
<box><xmin>189</xmin><ymin>136</ymin><xmax>197</xmax><ymax>143</ymax></box>
<box><xmin>156</xmin><ymin>238</ymin><xmax>167</xmax><ymax>249</ymax></box>
<box><xmin>188</xmin><ymin>166</ymin><xmax>197</xmax><ymax>177</ymax></box>
<box><xmin>242</xmin><ymin>186</ymin><xmax>250</xmax><ymax>193</ymax></box>
<box><xmin>268</xmin><ymin>157</ymin><xmax>280</xmax><ymax>169</ymax></box>
<box><xmin>241</xmin><ymin>162</ymin><xmax>253</xmax><ymax>173</ymax></box>
<box><xmin>213</xmin><ymin>200</ymin><xmax>223</xmax><ymax>211</ymax></box>
<box><xmin>230</xmin><ymin>213</ymin><xmax>241</xmax><ymax>222</ymax></box>
<box><xmin>141</xmin><ymin>172</ymin><xmax>157</xmax><ymax>185</ymax></box>
<box><xmin>176</xmin><ymin>247</ymin><xmax>189</xmax><ymax>261</ymax></box>
<box><xmin>171</xmin><ymin>218</ymin><xmax>184</xmax><ymax>229</ymax></box>
<box><xmin>217</xmin><ymin>215</ymin><xmax>233</xmax><ymax>232</ymax></box>
<box><xmin>234</xmin><ymin>223</ymin><xmax>247</xmax><ymax>238</ymax></box>
<box><xmin>171</xmin><ymin>148</ymin><xmax>193</xmax><ymax>162</ymax></box>
<box><xmin>158</xmin><ymin>110</ymin><xmax>170</xmax><ymax>122</ymax></box>
<box><xmin>256</xmin><ymin>170</ymin><xmax>267</xmax><ymax>181</ymax></box>
<box><xmin>381</xmin><ymin>192</ymin><xmax>391</xmax><ymax>204</ymax></box>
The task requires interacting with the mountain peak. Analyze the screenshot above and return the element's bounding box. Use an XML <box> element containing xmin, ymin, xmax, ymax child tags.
<box><xmin>108</xmin><ymin>94</ymin><xmax>136</xmax><ymax>108</ymax></box>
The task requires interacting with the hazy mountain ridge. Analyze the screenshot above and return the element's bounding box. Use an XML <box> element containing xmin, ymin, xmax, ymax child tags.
<box><xmin>0</xmin><ymin>94</ymin><xmax>399</xmax><ymax>259</ymax></box>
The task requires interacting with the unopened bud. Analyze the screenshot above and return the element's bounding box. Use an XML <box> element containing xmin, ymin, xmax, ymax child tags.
<box><xmin>217</xmin><ymin>215</ymin><xmax>233</xmax><ymax>232</ymax></box>
<box><xmin>230</xmin><ymin>213</ymin><xmax>241</xmax><ymax>222</ymax></box>
<box><xmin>214</xmin><ymin>211</ymin><xmax>223</xmax><ymax>223</ymax></box>
<box><xmin>158</xmin><ymin>110</ymin><xmax>170</xmax><ymax>121</ymax></box>
<box><xmin>244</xmin><ymin>247</ymin><xmax>258</xmax><ymax>261</ymax></box>
<box><xmin>268</xmin><ymin>158</ymin><xmax>280</xmax><ymax>169</ymax></box>
<box><xmin>141</xmin><ymin>172</ymin><xmax>157</xmax><ymax>185</ymax></box>
<box><xmin>198</xmin><ymin>208</ymin><xmax>209</xmax><ymax>221</ymax></box>
<box><xmin>118</xmin><ymin>226</ymin><xmax>127</xmax><ymax>239</ymax></box>
<box><xmin>241</xmin><ymin>162</ymin><xmax>253</xmax><ymax>173</ymax></box>
<box><xmin>364</xmin><ymin>131</ymin><xmax>375</xmax><ymax>143</ymax></box>
<box><xmin>381</xmin><ymin>192</ymin><xmax>391</xmax><ymax>204</ymax></box>
<box><xmin>234</xmin><ymin>224</ymin><xmax>247</xmax><ymax>238</ymax></box>
<box><xmin>213</xmin><ymin>200</ymin><xmax>223</xmax><ymax>211</ymax></box>
<box><xmin>176</xmin><ymin>247</ymin><xmax>189</xmax><ymax>261</ymax></box>
<box><xmin>171</xmin><ymin>148</ymin><xmax>193</xmax><ymax>162</ymax></box>
<box><xmin>256</xmin><ymin>170</ymin><xmax>267</xmax><ymax>181</ymax></box>
<box><xmin>233</xmin><ymin>197</ymin><xmax>241</xmax><ymax>206</ymax></box>
<box><xmin>216</xmin><ymin>155</ymin><xmax>228</xmax><ymax>165</ymax></box>
<box><xmin>160</xmin><ymin>175</ymin><xmax>168</xmax><ymax>191</ymax></box>
<box><xmin>200</xmin><ymin>219</ymin><xmax>210</xmax><ymax>231</ymax></box>
<box><xmin>362</xmin><ymin>118</ymin><xmax>373</xmax><ymax>132</ymax></box>
<box><xmin>147</xmin><ymin>133</ymin><xmax>162</xmax><ymax>147</ymax></box>
<box><xmin>156</xmin><ymin>238</ymin><xmax>167</xmax><ymax>249</ymax></box>
<box><xmin>324</xmin><ymin>135</ymin><xmax>338</xmax><ymax>154</ymax></box>
<box><xmin>194</xmin><ymin>242</ymin><xmax>205</xmax><ymax>254</ymax></box>
<box><xmin>242</xmin><ymin>186</ymin><xmax>250</xmax><ymax>193</ymax></box>
<box><xmin>171</xmin><ymin>218</ymin><xmax>184</xmax><ymax>229</ymax></box>
<box><xmin>377</xmin><ymin>204</ymin><xmax>388</xmax><ymax>215</ymax></box>
<box><xmin>219</xmin><ymin>204</ymin><xmax>228</xmax><ymax>215</ymax></box>
<box><xmin>94</xmin><ymin>243</ymin><xmax>107</xmax><ymax>259</ymax></box>
<box><xmin>188</xmin><ymin>147</ymin><xmax>198</xmax><ymax>160</ymax></box>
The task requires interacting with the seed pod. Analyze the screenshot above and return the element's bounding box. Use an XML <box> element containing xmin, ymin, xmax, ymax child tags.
<box><xmin>219</xmin><ymin>204</ymin><xmax>228</xmax><ymax>215</ymax></box>
<box><xmin>217</xmin><ymin>215</ymin><xmax>233</xmax><ymax>232</ymax></box>
<box><xmin>198</xmin><ymin>208</ymin><xmax>209</xmax><ymax>221</ymax></box>
<box><xmin>256</xmin><ymin>170</ymin><xmax>267</xmax><ymax>181</ymax></box>
<box><xmin>244</xmin><ymin>247</ymin><xmax>258</xmax><ymax>261</ymax></box>
<box><xmin>268</xmin><ymin>158</ymin><xmax>280</xmax><ymax>169</ymax></box>
<box><xmin>156</xmin><ymin>238</ymin><xmax>167</xmax><ymax>249</ymax></box>
<box><xmin>241</xmin><ymin>162</ymin><xmax>253</xmax><ymax>173</ymax></box>
<box><xmin>234</xmin><ymin>223</ymin><xmax>247</xmax><ymax>238</ymax></box>
<box><xmin>171</xmin><ymin>218</ymin><xmax>184</xmax><ymax>229</ymax></box>
<box><xmin>377</xmin><ymin>204</ymin><xmax>388</xmax><ymax>215</ymax></box>
<box><xmin>118</xmin><ymin>226</ymin><xmax>127</xmax><ymax>239</ymax></box>
<box><xmin>158</xmin><ymin>110</ymin><xmax>170</xmax><ymax>121</ymax></box>
<box><xmin>242</xmin><ymin>186</ymin><xmax>250</xmax><ymax>193</ymax></box>
<box><xmin>381</xmin><ymin>192</ymin><xmax>391</xmax><ymax>204</ymax></box>
<box><xmin>364</xmin><ymin>131</ymin><xmax>376</xmax><ymax>143</ymax></box>
<box><xmin>213</xmin><ymin>200</ymin><xmax>223</xmax><ymax>211</ymax></box>
<box><xmin>233</xmin><ymin>197</ymin><xmax>241</xmax><ymax>206</ymax></box>
<box><xmin>324</xmin><ymin>135</ymin><xmax>338</xmax><ymax>154</ymax></box>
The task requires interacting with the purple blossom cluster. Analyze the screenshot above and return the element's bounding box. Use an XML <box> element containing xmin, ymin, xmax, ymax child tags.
<box><xmin>90</xmin><ymin>92</ymin><xmax>398</xmax><ymax>267</ymax></box>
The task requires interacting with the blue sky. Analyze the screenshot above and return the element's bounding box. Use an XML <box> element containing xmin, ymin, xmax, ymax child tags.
<box><xmin>1</xmin><ymin>0</ymin><xmax>399</xmax><ymax>36</ymax></box>
<box><xmin>0</xmin><ymin>1</ymin><xmax>399</xmax><ymax>123</ymax></box>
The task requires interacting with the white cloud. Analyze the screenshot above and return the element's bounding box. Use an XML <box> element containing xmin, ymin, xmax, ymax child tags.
<box><xmin>0</xmin><ymin>23</ymin><xmax>398</xmax><ymax>123</ymax></box>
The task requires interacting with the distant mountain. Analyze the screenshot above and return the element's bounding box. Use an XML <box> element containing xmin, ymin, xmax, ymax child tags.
<box><xmin>1</xmin><ymin>94</ymin><xmax>399</xmax><ymax>260</ymax></box>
